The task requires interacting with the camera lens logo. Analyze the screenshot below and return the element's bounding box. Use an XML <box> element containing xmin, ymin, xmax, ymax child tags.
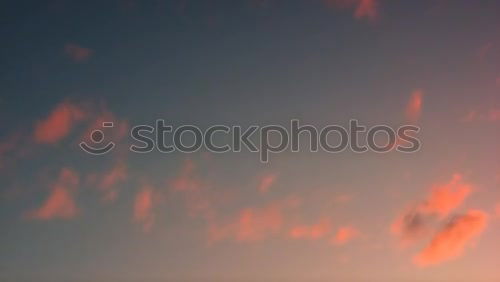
<box><xmin>80</xmin><ymin>122</ymin><xmax>116</xmax><ymax>155</ymax></box>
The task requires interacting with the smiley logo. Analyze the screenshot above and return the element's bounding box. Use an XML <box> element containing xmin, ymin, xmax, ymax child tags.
<box><xmin>79</xmin><ymin>122</ymin><xmax>116</xmax><ymax>155</ymax></box>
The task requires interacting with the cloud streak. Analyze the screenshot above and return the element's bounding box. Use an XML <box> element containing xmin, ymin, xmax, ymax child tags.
<box><xmin>133</xmin><ymin>185</ymin><xmax>157</xmax><ymax>232</ymax></box>
<box><xmin>405</xmin><ymin>89</ymin><xmax>423</xmax><ymax>122</ymax></box>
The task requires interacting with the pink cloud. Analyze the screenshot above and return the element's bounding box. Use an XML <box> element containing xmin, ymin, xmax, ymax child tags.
<box><xmin>133</xmin><ymin>185</ymin><xmax>156</xmax><ymax>232</ymax></box>
<box><xmin>495</xmin><ymin>203</ymin><xmax>500</xmax><ymax>218</ymax></box>
<box><xmin>405</xmin><ymin>89</ymin><xmax>423</xmax><ymax>122</ymax></box>
<box><xmin>420</xmin><ymin>174</ymin><xmax>472</xmax><ymax>218</ymax></box>
<box><xmin>64</xmin><ymin>43</ymin><xmax>93</xmax><ymax>62</ymax></box>
<box><xmin>208</xmin><ymin>196</ymin><xmax>301</xmax><ymax>243</ymax></box>
<box><xmin>34</xmin><ymin>101</ymin><xmax>87</xmax><ymax>144</ymax></box>
<box><xmin>169</xmin><ymin>159</ymin><xmax>222</xmax><ymax>222</ymax></box>
<box><xmin>323</xmin><ymin>0</ymin><xmax>379</xmax><ymax>22</ymax></box>
<box><xmin>288</xmin><ymin>218</ymin><xmax>332</xmax><ymax>240</ymax></box>
<box><xmin>391</xmin><ymin>174</ymin><xmax>473</xmax><ymax>245</ymax></box>
<box><xmin>170</xmin><ymin>159</ymin><xmax>201</xmax><ymax>192</ymax></box>
<box><xmin>26</xmin><ymin>168</ymin><xmax>79</xmax><ymax>220</ymax></box>
<box><xmin>413</xmin><ymin>210</ymin><xmax>488</xmax><ymax>267</ymax></box>
<box><xmin>97</xmin><ymin>163</ymin><xmax>127</xmax><ymax>202</ymax></box>
<box><xmin>331</xmin><ymin>226</ymin><xmax>360</xmax><ymax>245</ymax></box>
<box><xmin>258</xmin><ymin>173</ymin><xmax>277</xmax><ymax>194</ymax></box>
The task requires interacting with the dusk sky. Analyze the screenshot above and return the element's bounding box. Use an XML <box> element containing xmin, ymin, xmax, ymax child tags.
<box><xmin>1</xmin><ymin>1</ymin><xmax>499</xmax><ymax>281</ymax></box>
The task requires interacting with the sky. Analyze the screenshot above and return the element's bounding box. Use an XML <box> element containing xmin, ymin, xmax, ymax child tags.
<box><xmin>0</xmin><ymin>0</ymin><xmax>499</xmax><ymax>281</ymax></box>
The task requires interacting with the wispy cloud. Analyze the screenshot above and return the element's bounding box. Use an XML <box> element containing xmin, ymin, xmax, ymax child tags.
<box><xmin>331</xmin><ymin>226</ymin><xmax>360</xmax><ymax>245</ymax></box>
<box><xmin>405</xmin><ymin>89</ymin><xmax>423</xmax><ymax>122</ymax></box>
<box><xmin>97</xmin><ymin>163</ymin><xmax>127</xmax><ymax>202</ymax></box>
<box><xmin>258</xmin><ymin>173</ymin><xmax>278</xmax><ymax>194</ymax></box>
<box><xmin>34</xmin><ymin>101</ymin><xmax>87</xmax><ymax>144</ymax></box>
<box><xmin>288</xmin><ymin>218</ymin><xmax>332</xmax><ymax>240</ymax></box>
<box><xmin>64</xmin><ymin>43</ymin><xmax>93</xmax><ymax>62</ymax></box>
<box><xmin>133</xmin><ymin>184</ymin><xmax>157</xmax><ymax>232</ymax></box>
<box><xmin>323</xmin><ymin>0</ymin><xmax>379</xmax><ymax>22</ymax></box>
<box><xmin>26</xmin><ymin>168</ymin><xmax>79</xmax><ymax>220</ymax></box>
<box><xmin>413</xmin><ymin>210</ymin><xmax>488</xmax><ymax>267</ymax></box>
<box><xmin>208</xmin><ymin>196</ymin><xmax>301</xmax><ymax>243</ymax></box>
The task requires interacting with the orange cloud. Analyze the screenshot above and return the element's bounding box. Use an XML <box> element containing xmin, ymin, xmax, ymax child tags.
<box><xmin>331</xmin><ymin>226</ymin><xmax>360</xmax><ymax>245</ymax></box>
<box><xmin>288</xmin><ymin>218</ymin><xmax>332</xmax><ymax>240</ymax></box>
<box><xmin>133</xmin><ymin>185</ymin><xmax>156</xmax><ymax>232</ymax></box>
<box><xmin>209</xmin><ymin>196</ymin><xmax>301</xmax><ymax>243</ymax></box>
<box><xmin>34</xmin><ymin>101</ymin><xmax>87</xmax><ymax>144</ymax></box>
<box><xmin>64</xmin><ymin>43</ymin><xmax>93</xmax><ymax>62</ymax></box>
<box><xmin>258</xmin><ymin>173</ymin><xmax>277</xmax><ymax>194</ymax></box>
<box><xmin>323</xmin><ymin>0</ymin><xmax>379</xmax><ymax>22</ymax></box>
<box><xmin>405</xmin><ymin>89</ymin><xmax>423</xmax><ymax>122</ymax></box>
<box><xmin>26</xmin><ymin>168</ymin><xmax>79</xmax><ymax>220</ymax></box>
<box><xmin>420</xmin><ymin>174</ymin><xmax>472</xmax><ymax>218</ymax></box>
<box><xmin>97</xmin><ymin>163</ymin><xmax>127</xmax><ymax>202</ymax></box>
<box><xmin>413</xmin><ymin>210</ymin><xmax>488</xmax><ymax>267</ymax></box>
<box><xmin>391</xmin><ymin>174</ymin><xmax>473</xmax><ymax>245</ymax></box>
<box><xmin>495</xmin><ymin>203</ymin><xmax>500</xmax><ymax>218</ymax></box>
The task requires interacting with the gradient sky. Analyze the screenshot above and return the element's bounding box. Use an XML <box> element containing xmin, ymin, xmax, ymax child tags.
<box><xmin>1</xmin><ymin>1</ymin><xmax>499</xmax><ymax>281</ymax></box>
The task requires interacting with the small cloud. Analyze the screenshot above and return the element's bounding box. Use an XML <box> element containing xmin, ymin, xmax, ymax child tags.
<box><xmin>288</xmin><ymin>218</ymin><xmax>332</xmax><ymax>240</ymax></box>
<box><xmin>258</xmin><ymin>173</ymin><xmax>278</xmax><ymax>194</ymax></box>
<box><xmin>64</xmin><ymin>43</ymin><xmax>93</xmax><ymax>62</ymax></box>
<box><xmin>169</xmin><ymin>159</ymin><xmax>216</xmax><ymax>221</ymax></box>
<box><xmin>413</xmin><ymin>210</ymin><xmax>488</xmax><ymax>267</ymax></box>
<box><xmin>133</xmin><ymin>184</ymin><xmax>156</xmax><ymax>232</ymax></box>
<box><xmin>34</xmin><ymin>101</ymin><xmax>87</xmax><ymax>144</ymax></box>
<box><xmin>331</xmin><ymin>226</ymin><xmax>360</xmax><ymax>245</ymax></box>
<box><xmin>208</xmin><ymin>196</ymin><xmax>301</xmax><ymax>243</ymax></box>
<box><xmin>323</xmin><ymin>0</ymin><xmax>379</xmax><ymax>22</ymax></box>
<box><xmin>97</xmin><ymin>163</ymin><xmax>127</xmax><ymax>202</ymax></box>
<box><xmin>26</xmin><ymin>168</ymin><xmax>79</xmax><ymax>220</ymax></box>
<box><xmin>333</xmin><ymin>193</ymin><xmax>353</xmax><ymax>204</ymax></box>
<box><xmin>353</xmin><ymin>0</ymin><xmax>378</xmax><ymax>21</ymax></box>
<box><xmin>405</xmin><ymin>89</ymin><xmax>423</xmax><ymax>122</ymax></box>
<box><xmin>170</xmin><ymin>159</ymin><xmax>201</xmax><ymax>192</ymax></box>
